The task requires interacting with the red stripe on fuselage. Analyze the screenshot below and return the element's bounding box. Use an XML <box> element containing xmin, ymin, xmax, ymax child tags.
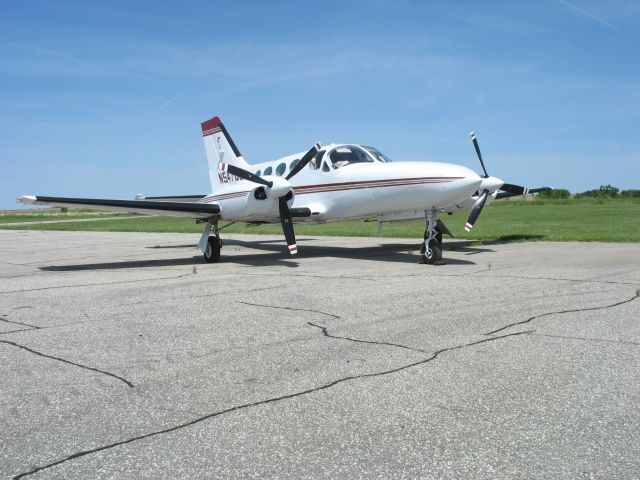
<box><xmin>294</xmin><ymin>177</ymin><xmax>462</xmax><ymax>195</ymax></box>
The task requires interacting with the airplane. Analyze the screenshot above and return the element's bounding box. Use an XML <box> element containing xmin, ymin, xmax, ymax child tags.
<box><xmin>18</xmin><ymin>116</ymin><xmax>550</xmax><ymax>265</ymax></box>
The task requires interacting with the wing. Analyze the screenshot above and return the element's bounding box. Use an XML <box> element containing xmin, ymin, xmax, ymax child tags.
<box><xmin>137</xmin><ymin>194</ymin><xmax>207</xmax><ymax>202</ymax></box>
<box><xmin>18</xmin><ymin>195</ymin><xmax>219</xmax><ymax>219</ymax></box>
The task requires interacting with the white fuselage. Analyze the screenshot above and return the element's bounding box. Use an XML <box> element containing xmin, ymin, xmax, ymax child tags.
<box><xmin>201</xmin><ymin>144</ymin><xmax>483</xmax><ymax>224</ymax></box>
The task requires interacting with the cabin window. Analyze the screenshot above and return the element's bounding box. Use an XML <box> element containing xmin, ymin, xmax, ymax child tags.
<box><xmin>255</xmin><ymin>170</ymin><xmax>261</xmax><ymax>177</ymax></box>
<box><xmin>264</xmin><ymin>166</ymin><xmax>273</xmax><ymax>176</ymax></box>
<box><xmin>289</xmin><ymin>159</ymin><xmax>300</xmax><ymax>172</ymax></box>
<box><xmin>329</xmin><ymin>145</ymin><xmax>374</xmax><ymax>169</ymax></box>
<box><xmin>276</xmin><ymin>163</ymin><xmax>286</xmax><ymax>176</ymax></box>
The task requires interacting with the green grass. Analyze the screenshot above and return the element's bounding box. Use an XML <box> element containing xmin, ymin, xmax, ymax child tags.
<box><xmin>1</xmin><ymin>198</ymin><xmax>638</xmax><ymax>242</ymax></box>
<box><xmin>0</xmin><ymin>211</ymin><xmax>128</xmax><ymax>223</ymax></box>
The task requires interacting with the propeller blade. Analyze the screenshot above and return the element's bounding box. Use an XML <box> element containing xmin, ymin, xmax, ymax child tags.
<box><xmin>465</xmin><ymin>190</ymin><xmax>489</xmax><ymax>232</ymax></box>
<box><xmin>278</xmin><ymin>197</ymin><xmax>297</xmax><ymax>255</ymax></box>
<box><xmin>436</xmin><ymin>219</ymin><xmax>454</xmax><ymax>238</ymax></box>
<box><xmin>500</xmin><ymin>183</ymin><xmax>527</xmax><ymax>195</ymax></box>
<box><xmin>219</xmin><ymin>163</ymin><xmax>273</xmax><ymax>188</ymax></box>
<box><xmin>470</xmin><ymin>132</ymin><xmax>489</xmax><ymax>178</ymax></box>
<box><xmin>495</xmin><ymin>185</ymin><xmax>552</xmax><ymax>199</ymax></box>
<box><xmin>286</xmin><ymin>142</ymin><xmax>321</xmax><ymax>181</ymax></box>
<box><xmin>528</xmin><ymin>187</ymin><xmax>552</xmax><ymax>194</ymax></box>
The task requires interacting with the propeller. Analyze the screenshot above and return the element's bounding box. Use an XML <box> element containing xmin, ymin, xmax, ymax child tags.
<box><xmin>466</xmin><ymin>131</ymin><xmax>493</xmax><ymax>231</ymax></box>
<box><xmin>495</xmin><ymin>186</ymin><xmax>551</xmax><ymax>200</ymax></box>
<box><xmin>219</xmin><ymin>163</ymin><xmax>273</xmax><ymax>188</ymax></box>
<box><xmin>470</xmin><ymin>132</ymin><xmax>489</xmax><ymax>178</ymax></box>
<box><xmin>286</xmin><ymin>143</ymin><xmax>321</xmax><ymax>180</ymax></box>
<box><xmin>219</xmin><ymin>143</ymin><xmax>321</xmax><ymax>254</ymax></box>
<box><xmin>465</xmin><ymin>190</ymin><xmax>489</xmax><ymax>232</ymax></box>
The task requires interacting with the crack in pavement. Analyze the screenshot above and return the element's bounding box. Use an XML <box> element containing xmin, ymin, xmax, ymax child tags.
<box><xmin>238</xmin><ymin>272</ymin><xmax>379</xmax><ymax>282</ymax></box>
<box><xmin>471</xmin><ymin>273</ymin><xmax>640</xmax><ymax>287</ymax></box>
<box><xmin>307</xmin><ymin>322</ymin><xmax>430</xmax><ymax>354</ymax></box>
<box><xmin>0</xmin><ymin>328</ymin><xmax>33</xmax><ymax>335</ymax></box>
<box><xmin>0</xmin><ymin>340</ymin><xmax>134</xmax><ymax>388</ymax></box>
<box><xmin>485</xmin><ymin>290</ymin><xmax>640</xmax><ymax>336</ymax></box>
<box><xmin>319</xmin><ymin>271</ymin><xmax>639</xmax><ymax>287</ymax></box>
<box><xmin>0</xmin><ymin>318</ymin><xmax>102</xmax><ymax>337</ymax></box>
<box><xmin>1</xmin><ymin>273</ymin><xmax>192</xmax><ymax>294</ymax></box>
<box><xmin>12</xmin><ymin>330</ymin><xmax>529</xmax><ymax>479</ymax></box>
<box><xmin>0</xmin><ymin>316</ymin><xmax>42</xmax><ymax>329</ymax></box>
<box><xmin>235</xmin><ymin>301</ymin><xmax>340</xmax><ymax>319</ymax></box>
<box><xmin>531</xmin><ymin>332</ymin><xmax>640</xmax><ymax>346</ymax></box>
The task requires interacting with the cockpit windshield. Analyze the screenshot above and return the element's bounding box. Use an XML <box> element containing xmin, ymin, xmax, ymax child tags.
<box><xmin>363</xmin><ymin>146</ymin><xmax>393</xmax><ymax>163</ymax></box>
<box><xmin>329</xmin><ymin>145</ymin><xmax>374</xmax><ymax>169</ymax></box>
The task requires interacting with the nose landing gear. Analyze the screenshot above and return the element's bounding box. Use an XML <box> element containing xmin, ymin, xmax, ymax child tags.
<box><xmin>419</xmin><ymin>210</ymin><xmax>445</xmax><ymax>265</ymax></box>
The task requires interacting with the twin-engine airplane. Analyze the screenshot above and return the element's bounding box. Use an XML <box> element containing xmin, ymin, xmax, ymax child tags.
<box><xmin>18</xmin><ymin>116</ymin><xmax>549</xmax><ymax>264</ymax></box>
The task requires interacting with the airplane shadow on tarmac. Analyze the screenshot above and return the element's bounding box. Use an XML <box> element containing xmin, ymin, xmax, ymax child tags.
<box><xmin>39</xmin><ymin>238</ymin><xmax>485</xmax><ymax>272</ymax></box>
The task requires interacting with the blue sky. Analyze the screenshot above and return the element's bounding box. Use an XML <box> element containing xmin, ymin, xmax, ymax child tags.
<box><xmin>1</xmin><ymin>0</ymin><xmax>639</xmax><ymax>208</ymax></box>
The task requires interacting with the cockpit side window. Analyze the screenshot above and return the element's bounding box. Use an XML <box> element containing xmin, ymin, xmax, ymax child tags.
<box><xmin>329</xmin><ymin>145</ymin><xmax>374</xmax><ymax>169</ymax></box>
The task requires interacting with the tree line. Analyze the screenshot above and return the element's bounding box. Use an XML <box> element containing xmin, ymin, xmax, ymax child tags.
<box><xmin>538</xmin><ymin>185</ymin><xmax>640</xmax><ymax>199</ymax></box>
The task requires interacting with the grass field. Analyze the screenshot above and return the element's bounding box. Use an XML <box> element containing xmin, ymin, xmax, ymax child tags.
<box><xmin>0</xmin><ymin>211</ymin><xmax>128</xmax><ymax>223</ymax></box>
<box><xmin>1</xmin><ymin>198</ymin><xmax>638</xmax><ymax>242</ymax></box>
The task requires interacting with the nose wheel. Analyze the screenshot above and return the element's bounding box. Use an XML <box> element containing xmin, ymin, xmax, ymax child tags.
<box><xmin>421</xmin><ymin>240</ymin><xmax>442</xmax><ymax>264</ymax></box>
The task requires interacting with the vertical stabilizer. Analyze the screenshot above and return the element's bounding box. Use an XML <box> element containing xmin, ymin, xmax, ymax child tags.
<box><xmin>201</xmin><ymin>116</ymin><xmax>251</xmax><ymax>191</ymax></box>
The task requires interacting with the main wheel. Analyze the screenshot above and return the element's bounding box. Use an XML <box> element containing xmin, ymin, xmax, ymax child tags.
<box><xmin>203</xmin><ymin>236</ymin><xmax>221</xmax><ymax>263</ymax></box>
<box><xmin>421</xmin><ymin>240</ymin><xmax>442</xmax><ymax>264</ymax></box>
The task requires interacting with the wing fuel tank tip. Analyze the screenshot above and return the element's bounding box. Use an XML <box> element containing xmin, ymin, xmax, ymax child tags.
<box><xmin>17</xmin><ymin>195</ymin><xmax>37</xmax><ymax>205</ymax></box>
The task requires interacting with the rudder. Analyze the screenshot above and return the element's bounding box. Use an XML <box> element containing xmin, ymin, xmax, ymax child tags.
<box><xmin>201</xmin><ymin>116</ymin><xmax>251</xmax><ymax>191</ymax></box>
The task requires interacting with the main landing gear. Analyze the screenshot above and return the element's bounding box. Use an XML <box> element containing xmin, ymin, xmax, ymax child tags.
<box><xmin>204</xmin><ymin>235</ymin><xmax>222</xmax><ymax>263</ymax></box>
<box><xmin>419</xmin><ymin>210</ymin><xmax>444</xmax><ymax>265</ymax></box>
<box><xmin>198</xmin><ymin>219</ymin><xmax>222</xmax><ymax>263</ymax></box>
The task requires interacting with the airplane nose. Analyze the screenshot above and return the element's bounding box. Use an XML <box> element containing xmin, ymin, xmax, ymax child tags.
<box><xmin>452</xmin><ymin>165</ymin><xmax>483</xmax><ymax>193</ymax></box>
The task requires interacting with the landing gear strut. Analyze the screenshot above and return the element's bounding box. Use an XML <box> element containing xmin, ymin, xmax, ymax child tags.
<box><xmin>419</xmin><ymin>210</ymin><xmax>443</xmax><ymax>265</ymax></box>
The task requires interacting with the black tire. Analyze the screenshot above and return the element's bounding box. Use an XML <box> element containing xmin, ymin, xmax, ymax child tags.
<box><xmin>203</xmin><ymin>236</ymin><xmax>221</xmax><ymax>263</ymax></box>
<box><xmin>422</xmin><ymin>240</ymin><xmax>442</xmax><ymax>264</ymax></box>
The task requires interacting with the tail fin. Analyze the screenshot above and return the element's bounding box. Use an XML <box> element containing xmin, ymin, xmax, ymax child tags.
<box><xmin>201</xmin><ymin>116</ymin><xmax>252</xmax><ymax>191</ymax></box>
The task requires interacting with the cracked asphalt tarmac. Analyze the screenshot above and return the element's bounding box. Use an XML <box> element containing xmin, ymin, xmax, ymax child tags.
<box><xmin>1</xmin><ymin>230</ymin><xmax>639</xmax><ymax>479</ymax></box>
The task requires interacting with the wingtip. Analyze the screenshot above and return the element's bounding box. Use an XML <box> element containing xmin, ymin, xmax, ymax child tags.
<box><xmin>464</xmin><ymin>223</ymin><xmax>473</xmax><ymax>232</ymax></box>
<box><xmin>288</xmin><ymin>244</ymin><xmax>298</xmax><ymax>255</ymax></box>
<box><xmin>17</xmin><ymin>195</ymin><xmax>36</xmax><ymax>205</ymax></box>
